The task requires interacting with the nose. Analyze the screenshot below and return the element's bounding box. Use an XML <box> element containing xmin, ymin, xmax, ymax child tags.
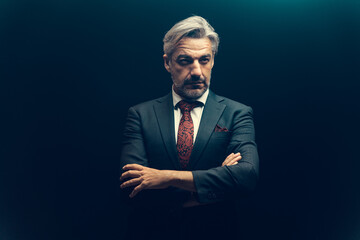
<box><xmin>190</xmin><ymin>60</ymin><xmax>202</xmax><ymax>78</ymax></box>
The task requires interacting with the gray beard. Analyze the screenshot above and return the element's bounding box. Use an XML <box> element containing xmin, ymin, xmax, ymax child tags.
<box><xmin>173</xmin><ymin>82</ymin><xmax>210</xmax><ymax>100</ymax></box>
<box><xmin>172</xmin><ymin>75</ymin><xmax>211</xmax><ymax>100</ymax></box>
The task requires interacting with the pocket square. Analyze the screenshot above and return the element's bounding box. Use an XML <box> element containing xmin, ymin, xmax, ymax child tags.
<box><xmin>214</xmin><ymin>124</ymin><xmax>229</xmax><ymax>132</ymax></box>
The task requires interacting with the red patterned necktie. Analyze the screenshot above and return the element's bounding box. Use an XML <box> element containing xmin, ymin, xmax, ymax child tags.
<box><xmin>176</xmin><ymin>100</ymin><xmax>202</xmax><ymax>169</ymax></box>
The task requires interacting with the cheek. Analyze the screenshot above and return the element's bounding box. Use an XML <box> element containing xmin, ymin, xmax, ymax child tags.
<box><xmin>171</xmin><ymin>71</ymin><xmax>185</xmax><ymax>84</ymax></box>
<box><xmin>174</xmin><ymin>68</ymin><xmax>189</xmax><ymax>78</ymax></box>
<box><xmin>202</xmin><ymin>67</ymin><xmax>212</xmax><ymax>78</ymax></box>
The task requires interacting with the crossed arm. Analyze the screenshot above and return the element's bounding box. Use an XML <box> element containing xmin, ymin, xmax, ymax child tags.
<box><xmin>120</xmin><ymin>152</ymin><xmax>241</xmax><ymax>205</ymax></box>
<box><xmin>120</xmin><ymin>105</ymin><xmax>258</xmax><ymax>206</ymax></box>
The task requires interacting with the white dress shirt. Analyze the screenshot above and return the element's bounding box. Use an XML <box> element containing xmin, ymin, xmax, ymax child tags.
<box><xmin>172</xmin><ymin>86</ymin><xmax>209</xmax><ymax>144</ymax></box>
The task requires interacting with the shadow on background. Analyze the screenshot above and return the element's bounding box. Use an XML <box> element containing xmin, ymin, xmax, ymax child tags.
<box><xmin>1</xmin><ymin>0</ymin><xmax>359</xmax><ymax>239</ymax></box>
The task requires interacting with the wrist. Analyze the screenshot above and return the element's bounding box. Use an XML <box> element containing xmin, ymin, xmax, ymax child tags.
<box><xmin>163</xmin><ymin>170</ymin><xmax>188</xmax><ymax>187</ymax></box>
<box><xmin>161</xmin><ymin>170</ymin><xmax>195</xmax><ymax>192</ymax></box>
<box><xmin>163</xmin><ymin>170</ymin><xmax>179</xmax><ymax>187</ymax></box>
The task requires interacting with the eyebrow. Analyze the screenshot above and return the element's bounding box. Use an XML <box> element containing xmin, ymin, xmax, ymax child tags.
<box><xmin>176</xmin><ymin>54</ymin><xmax>212</xmax><ymax>60</ymax></box>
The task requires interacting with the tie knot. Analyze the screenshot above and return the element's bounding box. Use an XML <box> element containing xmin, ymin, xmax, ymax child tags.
<box><xmin>177</xmin><ymin>100</ymin><xmax>202</xmax><ymax>113</ymax></box>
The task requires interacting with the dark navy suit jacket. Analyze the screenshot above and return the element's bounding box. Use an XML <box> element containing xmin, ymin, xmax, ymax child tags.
<box><xmin>120</xmin><ymin>90</ymin><xmax>259</xmax><ymax>239</ymax></box>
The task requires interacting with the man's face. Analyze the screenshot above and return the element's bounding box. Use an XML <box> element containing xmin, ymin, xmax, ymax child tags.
<box><xmin>163</xmin><ymin>37</ymin><xmax>214</xmax><ymax>100</ymax></box>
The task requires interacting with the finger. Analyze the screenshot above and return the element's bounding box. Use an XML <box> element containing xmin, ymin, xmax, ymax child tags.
<box><xmin>122</xmin><ymin>164</ymin><xmax>144</xmax><ymax>171</ymax></box>
<box><xmin>120</xmin><ymin>170</ymin><xmax>133</xmax><ymax>181</ymax></box>
<box><xmin>120</xmin><ymin>178</ymin><xmax>142</xmax><ymax>189</ymax></box>
<box><xmin>226</xmin><ymin>155</ymin><xmax>242</xmax><ymax>166</ymax></box>
<box><xmin>129</xmin><ymin>184</ymin><xmax>145</xmax><ymax>198</ymax></box>
<box><xmin>222</xmin><ymin>153</ymin><xmax>234</xmax><ymax>166</ymax></box>
<box><xmin>229</xmin><ymin>156</ymin><xmax>241</xmax><ymax>165</ymax></box>
<box><xmin>222</xmin><ymin>153</ymin><xmax>240</xmax><ymax>166</ymax></box>
<box><xmin>225</xmin><ymin>153</ymin><xmax>234</xmax><ymax>160</ymax></box>
<box><xmin>230</xmin><ymin>155</ymin><xmax>241</xmax><ymax>163</ymax></box>
<box><xmin>120</xmin><ymin>170</ymin><xmax>141</xmax><ymax>181</ymax></box>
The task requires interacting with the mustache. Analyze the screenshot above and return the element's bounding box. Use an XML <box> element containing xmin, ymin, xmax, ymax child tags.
<box><xmin>184</xmin><ymin>77</ymin><xmax>206</xmax><ymax>85</ymax></box>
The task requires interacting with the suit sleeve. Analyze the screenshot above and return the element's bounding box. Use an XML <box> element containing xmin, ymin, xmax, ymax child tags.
<box><xmin>192</xmin><ymin>106</ymin><xmax>259</xmax><ymax>203</ymax></box>
<box><xmin>120</xmin><ymin>107</ymin><xmax>189</xmax><ymax>209</ymax></box>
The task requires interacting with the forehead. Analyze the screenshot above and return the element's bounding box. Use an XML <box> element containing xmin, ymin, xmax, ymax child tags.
<box><xmin>172</xmin><ymin>37</ymin><xmax>213</xmax><ymax>59</ymax></box>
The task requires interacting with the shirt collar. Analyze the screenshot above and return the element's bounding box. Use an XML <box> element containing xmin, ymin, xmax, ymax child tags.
<box><xmin>172</xmin><ymin>85</ymin><xmax>209</xmax><ymax>108</ymax></box>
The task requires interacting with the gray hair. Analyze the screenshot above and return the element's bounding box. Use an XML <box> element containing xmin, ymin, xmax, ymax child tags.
<box><xmin>163</xmin><ymin>16</ymin><xmax>219</xmax><ymax>58</ymax></box>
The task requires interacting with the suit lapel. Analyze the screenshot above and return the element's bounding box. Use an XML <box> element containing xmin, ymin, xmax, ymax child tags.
<box><xmin>153</xmin><ymin>93</ymin><xmax>181</xmax><ymax>170</ymax></box>
<box><xmin>189</xmin><ymin>91</ymin><xmax>226</xmax><ymax>169</ymax></box>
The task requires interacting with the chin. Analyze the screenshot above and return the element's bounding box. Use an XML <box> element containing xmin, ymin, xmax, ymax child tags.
<box><xmin>182</xmin><ymin>88</ymin><xmax>207</xmax><ymax>100</ymax></box>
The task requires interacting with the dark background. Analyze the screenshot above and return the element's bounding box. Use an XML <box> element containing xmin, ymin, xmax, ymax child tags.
<box><xmin>1</xmin><ymin>0</ymin><xmax>359</xmax><ymax>239</ymax></box>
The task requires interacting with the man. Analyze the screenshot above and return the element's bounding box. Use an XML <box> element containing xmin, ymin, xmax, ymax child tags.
<box><xmin>120</xmin><ymin>16</ymin><xmax>259</xmax><ymax>240</ymax></box>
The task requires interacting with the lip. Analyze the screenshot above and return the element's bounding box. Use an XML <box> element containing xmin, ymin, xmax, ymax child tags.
<box><xmin>186</xmin><ymin>82</ymin><xmax>204</xmax><ymax>85</ymax></box>
<box><xmin>186</xmin><ymin>82</ymin><xmax>204</xmax><ymax>89</ymax></box>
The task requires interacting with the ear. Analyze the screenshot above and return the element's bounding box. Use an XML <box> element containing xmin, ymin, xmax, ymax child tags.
<box><xmin>163</xmin><ymin>54</ymin><xmax>171</xmax><ymax>73</ymax></box>
<box><xmin>211</xmin><ymin>53</ymin><xmax>215</xmax><ymax>68</ymax></box>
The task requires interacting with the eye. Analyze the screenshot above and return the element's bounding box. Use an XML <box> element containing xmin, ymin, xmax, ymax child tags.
<box><xmin>177</xmin><ymin>59</ymin><xmax>191</xmax><ymax>65</ymax></box>
<box><xmin>199</xmin><ymin>58</ymin><xmax>210</xmax><ymax>64</ymax></box>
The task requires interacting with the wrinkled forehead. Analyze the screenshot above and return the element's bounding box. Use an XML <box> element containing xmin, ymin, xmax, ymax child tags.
<box><xmin>172</xmin><ymin>37</ymin><xmax>213</xmax><ymax>59</ymax></box>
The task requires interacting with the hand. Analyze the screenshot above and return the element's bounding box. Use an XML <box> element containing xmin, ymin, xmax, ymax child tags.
<box><xmin>120</xmin><ymin>164</ymin><xmax>171</xmax><ymax>198</ymax></box>
<box><xmin>222</xmin><ymin>152</ymin><xmax>242</xmax><ymax>166</ymax></box>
